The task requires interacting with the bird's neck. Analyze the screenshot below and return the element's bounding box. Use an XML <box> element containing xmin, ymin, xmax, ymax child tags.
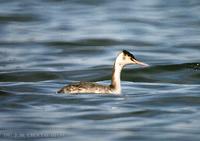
<box><xmin>111</xmin><ymin>61</ymin><xmax>123</xmax><ymax>94</ymax></box>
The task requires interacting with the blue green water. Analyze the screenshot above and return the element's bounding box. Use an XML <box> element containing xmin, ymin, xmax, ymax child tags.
<box><xmin>0</xmin><ymin>0</ymin><xmax>200</xmax><ymax>141</ymax></box>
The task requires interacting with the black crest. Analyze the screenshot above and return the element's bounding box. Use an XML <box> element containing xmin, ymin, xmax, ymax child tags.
<box><xmin>123</xmin><ymin>50</ymin><xmax>136</xmax><ymax>59</ymax></box>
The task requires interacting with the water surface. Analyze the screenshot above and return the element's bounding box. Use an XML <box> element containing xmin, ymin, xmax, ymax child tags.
<box><xmin>0</xmin><ymin>0</ymin><xmax>200</xmax><ymax>141</ymax></box>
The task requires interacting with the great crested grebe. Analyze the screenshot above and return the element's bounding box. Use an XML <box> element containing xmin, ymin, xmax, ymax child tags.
<box><xmin>57</xmin><ymin>50</ymin><xmax>148</xmax><ymax>94</ymax></box>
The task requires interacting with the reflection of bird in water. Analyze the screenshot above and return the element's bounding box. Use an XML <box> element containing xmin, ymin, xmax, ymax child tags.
<box><xmin>57</xmin><ymin>50</ymin><xmax>148</xmax><ymax>94</ymax></box>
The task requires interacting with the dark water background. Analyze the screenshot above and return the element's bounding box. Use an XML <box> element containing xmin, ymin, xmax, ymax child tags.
<box><xmin>0</xmin><ymin>0</ymin><xmax>200</xmax><ymax>140</ymax></box>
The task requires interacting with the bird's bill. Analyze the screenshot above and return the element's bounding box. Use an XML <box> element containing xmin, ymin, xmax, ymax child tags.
<box><xmin>133</xmin><ymin>59</ymin><xmax>149</xmax><ymax>67</ymax></box>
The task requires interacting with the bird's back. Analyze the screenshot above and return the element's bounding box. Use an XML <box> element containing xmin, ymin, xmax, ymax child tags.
<box><xmin>57</xmin><ymin>82</ymin><xmax>112</xmax><ymax>94</ymax></box>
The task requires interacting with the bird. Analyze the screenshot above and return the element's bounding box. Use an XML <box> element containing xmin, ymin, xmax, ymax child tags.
<box><xmin>57</xmin><ymin>50</ymin><xmax>148</xmax><ymax>94</ymax></box>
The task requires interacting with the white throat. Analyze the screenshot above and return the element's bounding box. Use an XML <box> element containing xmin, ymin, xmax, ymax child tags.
<box><xmin>111</xmin><ymin>58</ymin><xmax>124</xmax><ymax>94</ymax></box>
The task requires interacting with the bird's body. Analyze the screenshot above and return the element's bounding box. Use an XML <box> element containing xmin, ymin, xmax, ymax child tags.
<box><xmin>57</xmin><ymin>82</ymin><xmax>114</xmax><ymax>94</ymax></box>
<box><xmin>57</xmin><ymin>50</ymin><xmax>148</xmax><ymax>94</ymax></box>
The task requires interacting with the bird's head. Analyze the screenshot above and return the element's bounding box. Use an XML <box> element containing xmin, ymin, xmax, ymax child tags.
<box><xmin>116</xmin><ymin>50</ymin><xmax>149</xmax><ymax>67</ymax></box>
